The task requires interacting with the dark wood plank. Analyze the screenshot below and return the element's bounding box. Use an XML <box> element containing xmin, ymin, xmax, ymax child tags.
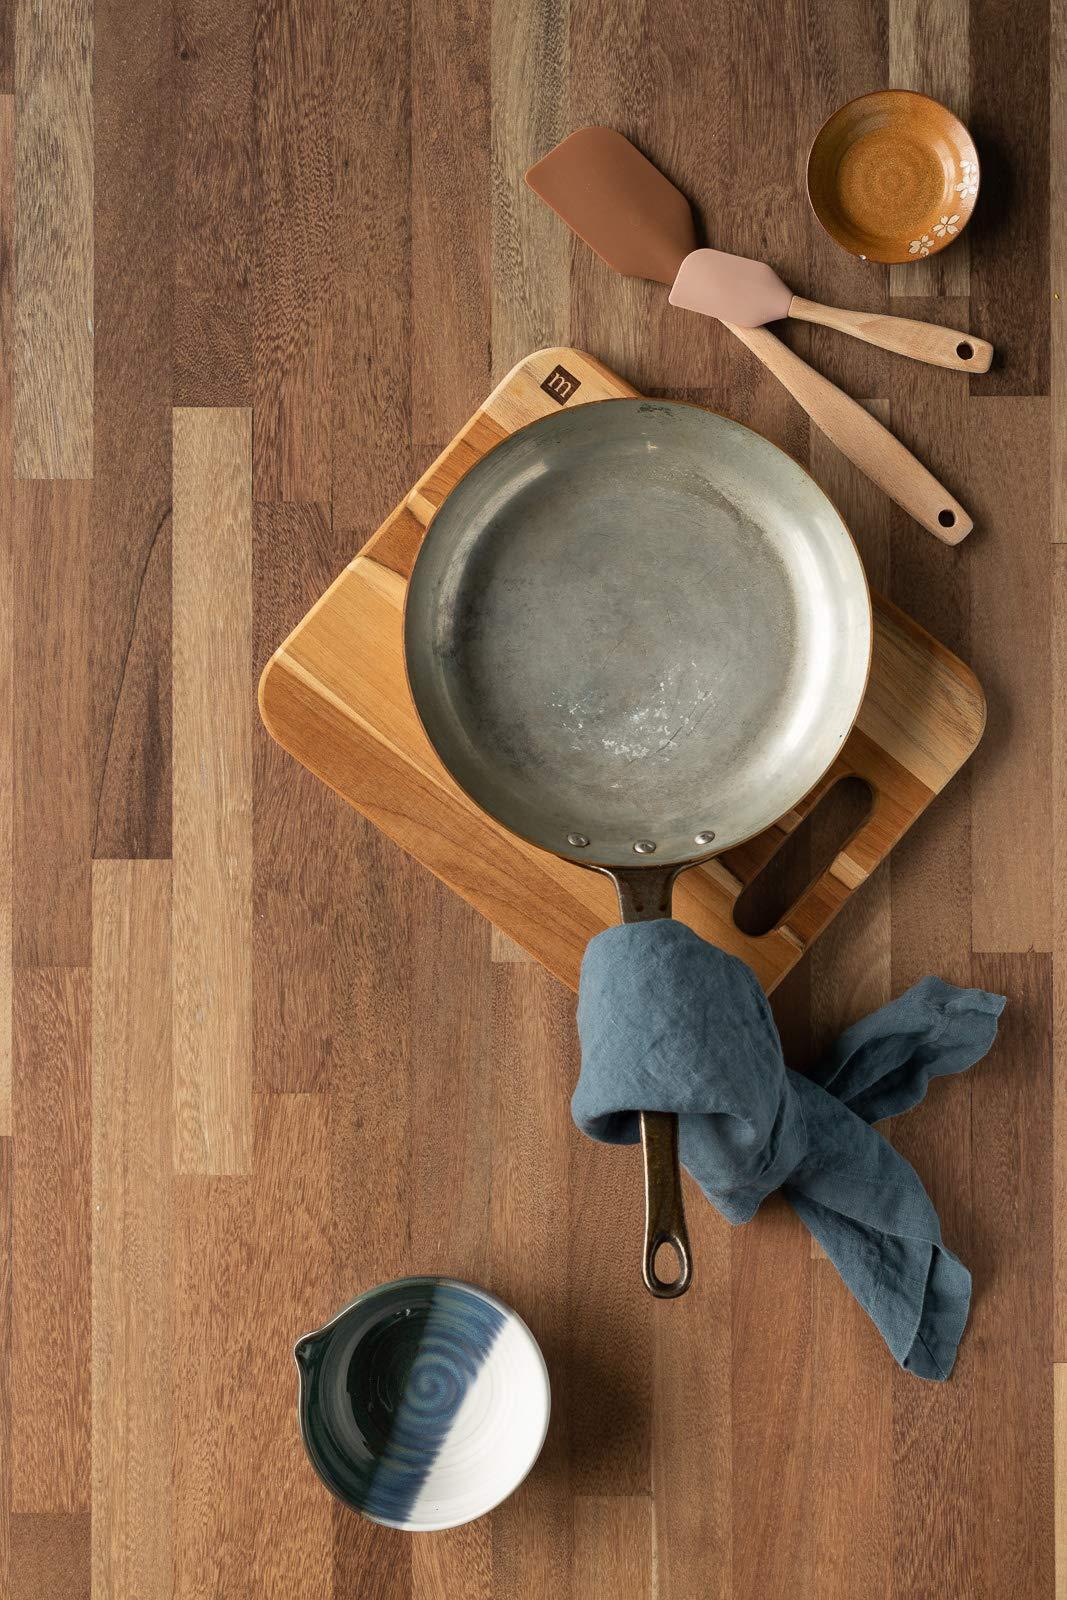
<box><xmin>488</xmin><ymin>963</ymin><xmax>575</xmax><ymax>1598</ymax></box>
<box><xmin>174</xmin><ymin>1095</ymin><xmax>334</xmax><ymax>1598</ymax></box>
<box><xmin>332</xmin><ymin>0</ymin><xmax>412</xmax><ymax>544</ymax></box>
<box><xmin>0</xmin><ymin>92</ymin><xmax>12</xmax><ymax>1134</ymax></box>
<box><xmin>92</xmin><ymin>0</ymin><xmax>173</xmax><ymax>860</ymax></box>
<box><xmin>253</xmin><ymin>501</ymin><xmax>345</xmax><ymax>1093</ymax></box>
<box><xmin>969</xmin><ymin>0</ymin><xmax>1051</xmax><ymax>396</ymax></box>
<box><xmin>730</xmin><ymin>1197</ymin><xmax>813</xmax><ymax>1600</ymax></box>
<box><xmin>0</xmin><ymin>2</ymin><xmax>13</xmax><ymax>94</ymax></box>
<box><xmin>91</xmin><ymin>861</ymin><xmax>173</xmax><ymax>1600</ymax></box>
<box><xmin>11</xmin><ymin>969</ymin><xmax>91</xmax><ymax>1513</ymax></box>
<box><xmin>174</xmin><ymin>0</ymin><xmax>253</xmax><ymax>405</ymax></box>
<box><xmin>12</xmin><ymin>484</ymin><xmax>91</xmax><ymax>968</ymax></box>
<box><xmin>968</xmin><ymin>953</ymin><xmax>1054</xmax><ymax>1598</ymax></box>
<box><xmin>10</xmin><ymin>1513</ymin><xmax>90</xmax><ymax>1600</ymax></box>
<box><xmin>252</xmin><ymin>0</ymin><xmax>333</xmax><ymax>502</ymax></box>
<box><xmin>410</xmin><ymin>0</ymin><xmax>492</xmax><ymax>456</ymax></box>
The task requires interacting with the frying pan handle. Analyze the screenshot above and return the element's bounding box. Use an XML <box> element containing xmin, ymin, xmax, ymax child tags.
<box><xmin>640</xmin><ymin>1110</ymin><xmax>693</xmax><ymax>1298</ymax></box>
<box><xmin>602</xmin><ymin>864</ymin><xmax>694</xmax><ymax>1299</ymax></box>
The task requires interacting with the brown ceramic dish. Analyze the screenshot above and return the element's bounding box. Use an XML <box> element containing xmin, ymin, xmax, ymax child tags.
<box><xmin>807</xmin><ymin>90</ymin><xmax>979</xmax><ymax>264</ymax></box>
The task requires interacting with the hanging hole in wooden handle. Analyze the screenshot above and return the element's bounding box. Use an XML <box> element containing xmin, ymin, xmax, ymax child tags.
<box><xmin>938</xmin><ymin>509</ymin><xmax>957</xmax><ymax>528</ymax></box>
<box><xmin>956</xmin><ymin>341</ymin><xmax>974</xmax><ymax>360</ymax></box>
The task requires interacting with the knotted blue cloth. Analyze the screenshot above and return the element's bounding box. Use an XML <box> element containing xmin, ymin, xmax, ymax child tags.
<box><xmin>573</xmin><ymin>921</ymin><xmax>1005</xmax><ymax>1381</ymax></box>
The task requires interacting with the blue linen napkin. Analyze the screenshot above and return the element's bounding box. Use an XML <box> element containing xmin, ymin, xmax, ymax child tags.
<box><xmin>573</xmin><ymin>920</ymin><xmax>1005</xmax><ymax>1380</ymax></box>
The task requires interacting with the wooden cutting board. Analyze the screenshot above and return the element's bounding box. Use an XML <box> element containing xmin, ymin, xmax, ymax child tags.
<box><xmin>259</xmin><ymin>347</ymin><xmax>985</xmax><ymax>993</ymax></box>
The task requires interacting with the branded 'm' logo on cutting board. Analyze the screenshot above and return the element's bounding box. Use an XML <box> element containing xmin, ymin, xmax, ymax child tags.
<box><xmin>540</xmin><ymin>364</ymin><xmax>581</xmax><ymax>404</ymax></box>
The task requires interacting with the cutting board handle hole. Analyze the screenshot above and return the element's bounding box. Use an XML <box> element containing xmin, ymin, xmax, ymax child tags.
<box><xmin>731</xmin><ymin>775</ymin><xmax>874</xmax><ymax>938</ymax></box>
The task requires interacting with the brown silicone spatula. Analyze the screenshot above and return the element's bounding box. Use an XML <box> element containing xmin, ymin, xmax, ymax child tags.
<box><xmin>669</xmin><ymin>248</ymin><xmax>993</xmax><ymax>373</ymax></box>
<box><xmin>526</xmin><ymin>127</ymin><xmax>972</xmax><ymax>543</ymax></box>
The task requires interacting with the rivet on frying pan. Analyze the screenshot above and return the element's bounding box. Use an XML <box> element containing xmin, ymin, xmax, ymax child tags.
<box><xmin>567</xmin><ymin>832</ymin><xmax>590</xmax><ymax>848</ymax></box>
<box><xmin>633</xmin><ymin>839</ymin><xmax>657</xmax><ymax>854</ymax></box>
<box><xmin>694</xmin><ymin>830</ymin><xmax>716</xmax><ymax>846</ymax></box>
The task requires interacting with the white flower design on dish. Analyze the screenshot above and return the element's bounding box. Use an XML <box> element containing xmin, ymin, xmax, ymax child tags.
<box><xmin>955</xmin><ymin>169</ymin><xmax>978</xmax><ymax>198</ymax></box>
<box><xmin>909</xmin><ymin>234</ymin><xmax>933</xmax><ymax>257</ymax></box>
<box><xmin>933</xmin><ymin>213</ymin><xmax>961</xmax><ymax>238</ymax></box>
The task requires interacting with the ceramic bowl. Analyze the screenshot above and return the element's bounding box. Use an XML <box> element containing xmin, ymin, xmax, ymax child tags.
<box><xmin>295</xmin><ymin>1277</ymin><xmax>551</xmax><ymax>1532</ymax></box>
<box><xmin>807</xmin><ymin>89</ymin><xmax>979</xmax><ymax>264</ymax></box>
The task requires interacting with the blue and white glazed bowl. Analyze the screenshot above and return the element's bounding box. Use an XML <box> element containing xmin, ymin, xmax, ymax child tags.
<box><xmin>295</xmin><ymin>1277</ymin><xmax>551</xmax><ymax>1532</ymax></box>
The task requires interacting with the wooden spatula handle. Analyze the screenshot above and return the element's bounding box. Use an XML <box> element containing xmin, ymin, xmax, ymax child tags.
<box><xmin>725</xmin><ymin>323</ymin><xmax>972</xmax><ymax>543</ymax></box>
<box><xmin>788</xmin><ymin>296</ymin><xmax>994</xmax><ymax>374</ymax></box>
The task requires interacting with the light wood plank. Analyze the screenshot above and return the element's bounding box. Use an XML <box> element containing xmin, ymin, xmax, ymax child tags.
<box><xmin>11</xmin><ymin>969</ymin><xmax>91</xmax><ymax>1512</ymax></box>
<box><xmin>969</xmin><ymin>398</ymin><xmax>1052</xmax><ymax>952</ymax></box>
<box><xmin>489</xmin><ymin>0</ymin><xmax>568</xmax><ymax>381</ymax></box>
<box><xmin>10</xmin><ymin>1512</ymin><xmax>89</xmax><ymax>1599</ymax></box>
<box><xmin>887</xmin><ymin>0</ymin><xmax>969</xmax><ymax>298</ymax></box>
<box><xmin>573</xmin><ymin>1497</ymin><xmax>653</xmax><ymax>1599</ymax></box>
<box><xmin>0</xmin><ymin>96</ymin><xmax>12</xmax><ymax>1134</ymax></box>
<box><xmin>13</xmin><ymin>0</ymin><xmax>92</xmax><ymax>477</ymax></box>
<box><xmin>172</xmin><ymin>407</ymin><xmax>252</xmax><ymax>1175</ymax></box>
<box><xmin>91</xmin><ymin>860</ymin><xmax>173</xmax><ymax>1600</ymax></box>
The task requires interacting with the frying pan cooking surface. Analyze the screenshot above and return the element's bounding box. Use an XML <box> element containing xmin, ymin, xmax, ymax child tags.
<box><xmin>405</xmin><ymin>399</ymin><xmax>871</xmax><ymax>869</ymax></box>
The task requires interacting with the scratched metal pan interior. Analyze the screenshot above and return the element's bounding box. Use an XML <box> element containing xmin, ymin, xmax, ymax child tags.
<box><xmin>404</xmin><ymin>398</ymin><xmax>872</xmax><ymax>870</ymax></box>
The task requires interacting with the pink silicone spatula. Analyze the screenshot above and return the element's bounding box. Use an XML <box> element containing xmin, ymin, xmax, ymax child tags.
<box><xmin>669</xmin><ymin>248</ymin><xmax>993</xmax><ymax>372</ymax></box>
<box><xmin>526</xmin><ymin>127</ymin><xmax>973</xmax><ymax>543</ymax></box>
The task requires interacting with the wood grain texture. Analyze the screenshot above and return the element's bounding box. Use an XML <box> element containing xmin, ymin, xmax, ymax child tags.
<box><xmin>0</xmin><ymin>0</ymin><xmax>12</xmax><ymax>93</ymax></box>
<box><xmin>0</xmin><ymin>96</ymin><xmax>12</xmax><ymax>1134</ymax></box>
<box><xmin>91</xmin><ymin>0</ymin><xmax>173</xmax><ymax>860</ymax></box>
<box><xmin>1055</xmin><ymin>547</ymin><xmax>1067</xmax><ymax>1361</ymax></box>
<box><xmin>13</xmin><ymin>0</ymin><xmax>92</xmax><ymax>478</ymax></box>
<box><xmin>253</xmin><ymin>0</ymin><xmax>332</xmax><ymax>502</ymax></box>
<box><xmin>0</xmin><ymin>1138</ymin><xmax>10</xmax><ymax>1590</ymax></box>
<box><xmin>173</xmin><ymin>1096</ymin><xmax>333</xmax><ymax>1600</ymax></box>
<box><xmin>969</xmin><ymin>0</ymin><xmax>1050</xmax><ymax>395</ymax></box>
<box><xmin>174</xmin><ymin>0</ymin><xmax>253</xmax><ymax>405</ymax></box>
<box><xmin>91</xmin><ymin>861</ymin><xmax>172</xmax><ymax>1600</ymax></box>
<box><xmin>172</xmin><ymin>408</ymin><xmax>252</xmax><ymax>1174</ymax></box>
<box><xmin>13</xmin><ymin>482</ymin><xmax>91</xmax><ymax>968</ymax></box>
<box><xmin>488</xmin><ymin>962</ymin><xmax>574</xmax><ymax>1597</ymax></box>
<box><xmin>332</xmin><ymin>0</ymin><xmax>412</xmax><ymax>543</ymax></box>
<box><xmin>11</xmin><ymin>968</ymin><xmax>90</xmax><ymax>1512</ymax></box>
<box><xmin>969</xmin><ymin>399</ymin><xmax>1052</xmax><ymax>952</ymax></box>
<box><xmin>888</xmin><ymin>0</ymin><xmax>970</xmax><ymax>298</ymax></box>
<box><xmin>1055</xmin><ymin>0</ymin><xmax>1067</xmax><ymax>544</ymax></box>
<box><xmin>489</xmin><ymin>0</ymin><xmax>568</xmax><ymax>378</ymax></box>
<box><xmin>969</xmin><ymin>952</ymin><xmax>1054</xmax><ymax>1600</ymax></box>
<box><xmin>573</xmin><ymin>1497</ymin><xmax>653</xmax><ymax>1600</ymax></box>
<box><xmin>3</xmin><ymin>0</ymin><xmax>1060</xmax><ymax>1592</ymax></box>
<box><xmin>252</xmin><ymin>502</ymin><xmax>343</xmax><ymax>1092</ymax></box>
<box><xmin>10</xmin><ymin>1512</ymin><xmax>90</xmax><ymax>1599</ymax></box>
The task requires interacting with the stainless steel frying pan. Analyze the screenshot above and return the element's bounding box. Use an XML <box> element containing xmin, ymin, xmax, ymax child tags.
<box><xmin>404</xmin><ymin>398</ymin><xmax>872</xmax><ymax>1297</ymax></box>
